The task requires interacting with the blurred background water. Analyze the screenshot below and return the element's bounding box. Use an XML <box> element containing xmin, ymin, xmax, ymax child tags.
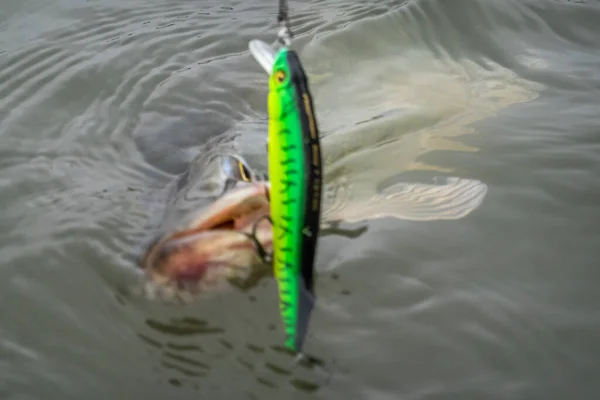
<box><xmin>1</xmin><ymin>0</ymin><xmax>600</xmax><ymax>398</ymax></box>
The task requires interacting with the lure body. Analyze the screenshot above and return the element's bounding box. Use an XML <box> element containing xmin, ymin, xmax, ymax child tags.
<box><xmin>267</xmin><ymin>47</ymin><xmax>322</xmax><ymax>353</ymax></box>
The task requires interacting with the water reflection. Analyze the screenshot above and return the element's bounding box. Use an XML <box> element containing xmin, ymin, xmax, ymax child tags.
<box><xmin>137</xmin><ymin>314</ymin><xmax>330</xmax><ymax>394</ymax></box>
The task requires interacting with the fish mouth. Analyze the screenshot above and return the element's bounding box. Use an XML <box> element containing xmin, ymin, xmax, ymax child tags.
<box><xmin>140</xmin><ymin>182</ymin><xmax>273</xmax><ymax>291</ymax></box>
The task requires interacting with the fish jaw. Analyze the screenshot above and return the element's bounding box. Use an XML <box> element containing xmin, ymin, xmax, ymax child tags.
<box><xmin>140</xmin><ymin>182</ymin><xmax>274</xmax><ymax>291</ymax></box>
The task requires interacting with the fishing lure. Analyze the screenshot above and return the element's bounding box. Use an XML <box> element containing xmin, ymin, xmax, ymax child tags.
<box><xmin>249</xmin><ymin>10</ymin><xmax>323</xmax><ymax>353</ymax></box>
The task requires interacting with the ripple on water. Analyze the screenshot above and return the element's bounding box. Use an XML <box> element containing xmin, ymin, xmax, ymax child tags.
<box><xmin>0</xmin><ymin>12</ymin><xmax>368</xmax><ymax>395</ymax></box>
<box><xmin>1</xmin><ymin>2</ymin><xmax>264</xmax><ymax>147</ymax></box>
<box><xmin>2</xmin><ymin>0</ymin><xmax>599</xmax><ymax>397</ymax></box>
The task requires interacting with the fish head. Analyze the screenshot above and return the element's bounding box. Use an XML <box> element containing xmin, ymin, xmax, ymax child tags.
<box><xmin>139</xmin><ymin>157</ymin><xmax>274</xmax><ymax>293</ymax></box>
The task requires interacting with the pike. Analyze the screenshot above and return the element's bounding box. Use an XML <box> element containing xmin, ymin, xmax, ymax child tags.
<box><xmin>136</xmin><ymin>0</ymin><xmax>489</xmax><ymax>356</ymax></box>
<box><xmin>138</xmin><ymin>154</ymin><xmax>488</xmax><ymax>293</ymax></box>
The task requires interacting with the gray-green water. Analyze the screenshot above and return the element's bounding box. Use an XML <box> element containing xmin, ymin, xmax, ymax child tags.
<box><xmin>2</xmin><ymin>0</ymin><xmax>600</xmax><ymax>398</ymax></box>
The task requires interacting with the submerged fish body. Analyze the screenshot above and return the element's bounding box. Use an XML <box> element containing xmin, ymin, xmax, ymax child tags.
<box><xmin>138</xmin><ymin>153</ymin><xmax>488</xmax><ymax>293</ymax></box>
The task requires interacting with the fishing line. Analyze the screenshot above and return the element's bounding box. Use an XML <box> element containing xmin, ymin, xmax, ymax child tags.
<box><xmin>277</xmin><ymin>0</ymin><xmax>293</xmax><ymax>46</ymax></box>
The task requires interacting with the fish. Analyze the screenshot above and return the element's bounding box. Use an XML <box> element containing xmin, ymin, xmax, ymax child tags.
<box><xmin>138</xmin><ymin>153</ymin><xmax>273</xmax><ymax>294</ymax></box>
<box><xmin>138</xmin><ymin>152</ymin><xmax>488</xmax><ymax>294</ymax></box>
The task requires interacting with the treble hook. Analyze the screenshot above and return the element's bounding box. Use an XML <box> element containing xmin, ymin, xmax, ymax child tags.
<box><xmin>244</xmin><ymin>214</ymin><xmax>274</xmax><ymax>264</ymax></box>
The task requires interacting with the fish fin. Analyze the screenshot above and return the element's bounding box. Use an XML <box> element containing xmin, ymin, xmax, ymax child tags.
<box><xmin>322</xmin><ymin>177</ymin><xmax>488</xmax><ymax>224</ymax></box>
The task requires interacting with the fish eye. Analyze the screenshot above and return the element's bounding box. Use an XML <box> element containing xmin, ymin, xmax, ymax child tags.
<box><xmin>239</xmin><ymin>161</ymin><xmax>252</xmax><ymax>182</ymax></box>
<box><xmin>274</xmin><ymin>70</ymin><xmax>286</xmax><ymax>83</ymax></box>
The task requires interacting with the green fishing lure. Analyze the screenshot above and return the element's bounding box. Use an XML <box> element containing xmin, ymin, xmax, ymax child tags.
<box><xmin>249</xmin><ymin>39</ymin><xmax>323</xmax><ymax>353</ymax></box>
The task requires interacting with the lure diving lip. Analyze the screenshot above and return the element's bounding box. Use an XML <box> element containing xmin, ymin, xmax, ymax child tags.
<box><xmin>249</xmin><ymin>40</ymin><xmax>276</xmax><ymax>75</ymax></box>
<box><xmin>250</xmin><ymin>38</ymin><xmax>323</xmax><ymax>354</ymax></box>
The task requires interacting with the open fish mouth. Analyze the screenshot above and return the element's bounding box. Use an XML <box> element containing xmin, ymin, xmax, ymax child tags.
<box><xmin>139</xmin><ymin>182</ymin><xmax>274</xmax><ymax>291</ymax></box>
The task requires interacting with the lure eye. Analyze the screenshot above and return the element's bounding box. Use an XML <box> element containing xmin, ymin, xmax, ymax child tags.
<box><xmin>274</xmin><ymin>70</ymin><xmax>286</xmax><ymax>83</ymax></box>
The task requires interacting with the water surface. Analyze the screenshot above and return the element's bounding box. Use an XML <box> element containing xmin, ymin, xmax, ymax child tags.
<box><xmin>1</xmin><ymin>0</ymin><xmax>600</xmax><ymax>398</ymax></box>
